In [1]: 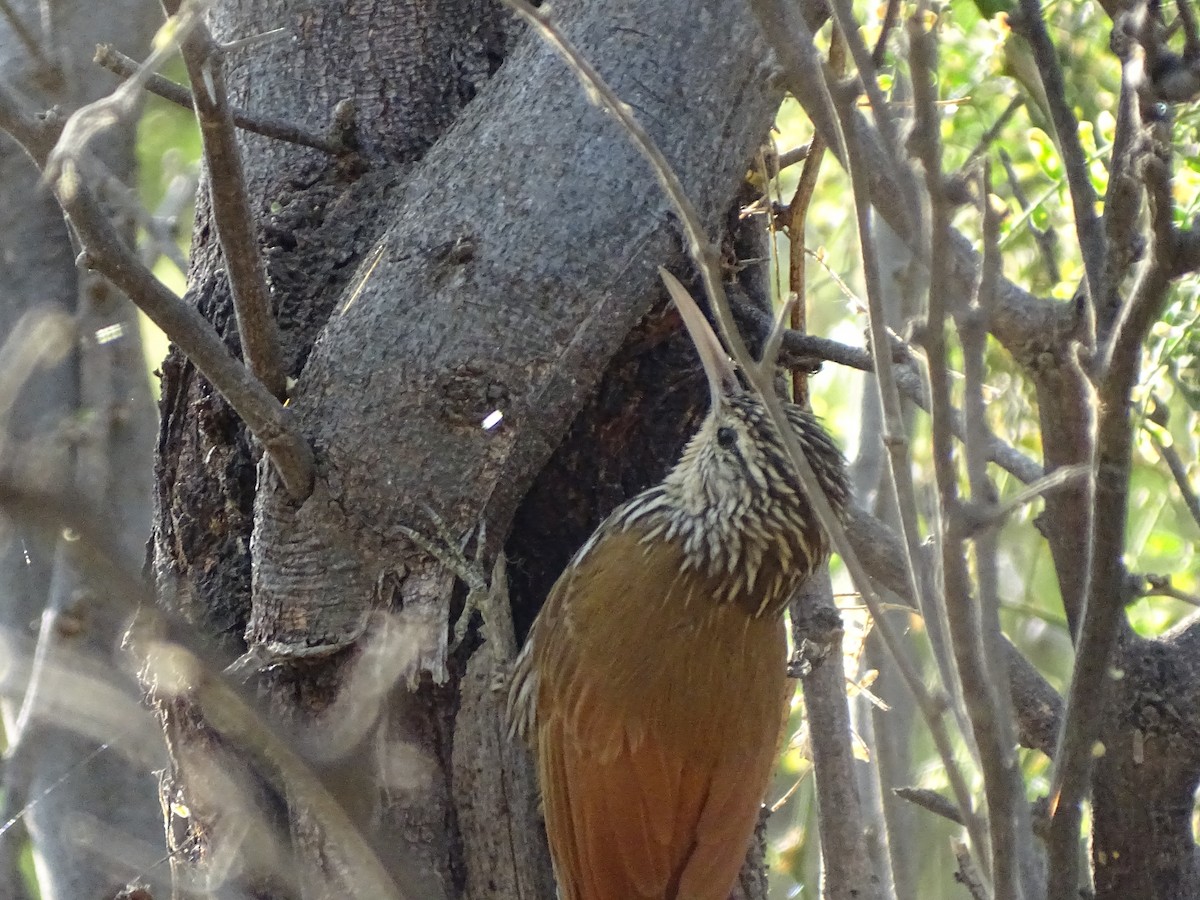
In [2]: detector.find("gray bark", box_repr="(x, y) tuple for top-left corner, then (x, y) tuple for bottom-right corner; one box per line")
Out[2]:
(0, 1), (164, 898)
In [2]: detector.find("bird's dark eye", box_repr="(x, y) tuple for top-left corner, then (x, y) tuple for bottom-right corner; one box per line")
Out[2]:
(717, 426), (737, 449)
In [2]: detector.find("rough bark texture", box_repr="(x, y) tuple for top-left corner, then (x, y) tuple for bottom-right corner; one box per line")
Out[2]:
(0, 2), (164, 898)
(153, 0), (782, 897)
(154, 0), (514, 644)
(1089, 630), (1200, 899)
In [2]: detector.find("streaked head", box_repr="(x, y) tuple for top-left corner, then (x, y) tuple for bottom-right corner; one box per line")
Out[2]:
(655, 270), (850, 582)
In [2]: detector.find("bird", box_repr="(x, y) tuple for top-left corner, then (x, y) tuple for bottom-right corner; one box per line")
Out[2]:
(505, 271), (850, 900)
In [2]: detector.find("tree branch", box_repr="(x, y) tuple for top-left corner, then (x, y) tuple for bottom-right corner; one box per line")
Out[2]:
(159, 0), (287, 400)
(998, 148), (1061, 284)
(0, 81), (314, 497)
(965, 166), (1044, 898)
(793, 572), (882, 898)
(1098, 44), (1146, 340)
(911, 17), (1038, 893)
(1013, 0), (1107, 310)
(961, 97), (1026, 173)
(1145, 419), (1200, 531)
(94, 43), (349, 156)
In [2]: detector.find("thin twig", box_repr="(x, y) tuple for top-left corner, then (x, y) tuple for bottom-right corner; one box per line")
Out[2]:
(786, 28), (843, 405)
(1013, 0), (1107, 307)
(826, 0), (908, 179)
(95, 165), (190, 273)
(894, 786), (965, 826)
(961, 96), (1025, 172)
(998, 149), (1061, 284)
(0, 81), (314, 497)
(1140, 574), (1200, 607)
(777, 142), (812, 171)
(1145, 421), (1200, 530)
(961, 164), (1042, 899)
(94, 43), (347, 156)
(160, 0), (288, 400)
(968, 465), (1091, 529)
(872, 0), (902, 67)
(911, 15), (1014, 893)
(1098, 48), (1145, 340)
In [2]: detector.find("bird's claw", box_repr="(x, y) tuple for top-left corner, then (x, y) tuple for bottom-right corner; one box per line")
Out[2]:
(395, 505), (514, 659)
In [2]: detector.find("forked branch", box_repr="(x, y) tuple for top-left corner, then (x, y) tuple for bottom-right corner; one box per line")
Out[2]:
(0, 68), (313, 497)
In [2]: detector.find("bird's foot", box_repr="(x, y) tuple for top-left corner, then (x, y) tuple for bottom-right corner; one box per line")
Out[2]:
(395, 505), (516, 664)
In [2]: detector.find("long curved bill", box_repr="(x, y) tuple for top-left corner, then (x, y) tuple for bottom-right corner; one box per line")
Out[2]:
(658, 268), (739, 405)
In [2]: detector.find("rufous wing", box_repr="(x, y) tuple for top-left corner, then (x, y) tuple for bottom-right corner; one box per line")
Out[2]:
(530, 527), (790, 900)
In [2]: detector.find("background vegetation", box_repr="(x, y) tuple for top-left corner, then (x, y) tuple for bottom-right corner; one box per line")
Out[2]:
(0, 0), (1197, 897)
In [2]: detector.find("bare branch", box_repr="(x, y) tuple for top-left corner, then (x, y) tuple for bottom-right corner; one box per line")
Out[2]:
(998, 148), (1061, 284)
(966, 465), (1091, 530)
(792, 573), (881, 896)
(1046, 85), (1177, 900)
(1145, 417), (1200, 531)
(1099, 38), (1146, 340)
(825, 0), (907, 174)
(963, 164), (1044, 898)
(784, 28), (844, 406)
(911, 14), (1036, 891)
(776, 142), (812, 171)
(1140, 574), (1200, 607)
(872, 0), (902, 67)
(94, 43), (348, 156)
(159, 0), (287, 400)
(895, 786), (965, 826)
(94, 163), (191, 272)
(1012, 0), (1107, 308)
(961, 97), (1025, 172)
(0, 82), (314, 497)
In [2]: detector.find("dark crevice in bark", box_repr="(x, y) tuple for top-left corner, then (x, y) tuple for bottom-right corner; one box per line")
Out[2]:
(504, 302), (710, 642)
